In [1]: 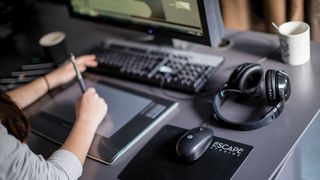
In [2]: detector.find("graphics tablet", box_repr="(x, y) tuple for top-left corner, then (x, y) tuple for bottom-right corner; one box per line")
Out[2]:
(30, 79), (178, 165)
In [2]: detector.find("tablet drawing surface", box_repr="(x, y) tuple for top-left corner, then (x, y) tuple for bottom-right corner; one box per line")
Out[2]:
(41, 80), (152, 138)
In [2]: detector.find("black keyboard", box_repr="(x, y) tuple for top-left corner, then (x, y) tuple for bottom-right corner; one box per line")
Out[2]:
(91, 39), (224, 93)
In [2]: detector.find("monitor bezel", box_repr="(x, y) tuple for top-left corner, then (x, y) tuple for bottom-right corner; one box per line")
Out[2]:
(67, 0), (221, 47)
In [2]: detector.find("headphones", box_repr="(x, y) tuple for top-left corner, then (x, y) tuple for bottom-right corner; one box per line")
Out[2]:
(212, 63), (291, 130)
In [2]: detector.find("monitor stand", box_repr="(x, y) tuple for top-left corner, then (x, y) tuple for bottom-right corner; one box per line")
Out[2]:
(128, 34), (232, 51)
(128, 34), (195, 50)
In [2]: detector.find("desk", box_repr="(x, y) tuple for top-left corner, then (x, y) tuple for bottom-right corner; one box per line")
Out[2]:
(5, 2), (320, 180)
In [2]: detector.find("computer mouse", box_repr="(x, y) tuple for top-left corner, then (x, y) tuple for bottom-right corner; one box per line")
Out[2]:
(176, 126), (214, 161)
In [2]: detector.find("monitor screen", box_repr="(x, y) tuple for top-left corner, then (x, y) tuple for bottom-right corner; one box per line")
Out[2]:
(68, 0), (224, 47)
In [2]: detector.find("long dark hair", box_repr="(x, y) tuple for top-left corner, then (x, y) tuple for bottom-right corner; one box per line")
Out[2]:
(0, 89), (30, 142)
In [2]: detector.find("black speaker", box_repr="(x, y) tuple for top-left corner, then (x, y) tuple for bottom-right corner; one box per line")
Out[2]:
(212, 63), (291, 130)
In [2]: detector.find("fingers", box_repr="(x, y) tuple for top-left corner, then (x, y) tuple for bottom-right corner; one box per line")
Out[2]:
(77, 54), (98, 68)
(85, 88), (106, 105)
(64, 54), (98, 74)
(85, 87), (96, 94)
(83, 88), (103, 106)
(84, 88), (101, 101)
(77, 54), (96, 61)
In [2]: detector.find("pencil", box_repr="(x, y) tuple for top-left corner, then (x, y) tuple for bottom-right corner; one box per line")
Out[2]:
(70, 53), (86, 93)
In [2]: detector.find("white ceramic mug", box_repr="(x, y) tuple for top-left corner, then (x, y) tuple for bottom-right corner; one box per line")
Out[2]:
(278, 21), (310, 66)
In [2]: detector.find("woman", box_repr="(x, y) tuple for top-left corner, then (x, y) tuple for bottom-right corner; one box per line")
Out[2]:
(0, 55), (107, 180)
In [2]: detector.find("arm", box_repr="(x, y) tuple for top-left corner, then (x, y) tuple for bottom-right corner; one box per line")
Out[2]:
(6, 55), (97, 109)
(0, 60), (107, 179)
(6, 76), (48, 109)
(62, 87), (108, 165)
(0, 123), (82, 180)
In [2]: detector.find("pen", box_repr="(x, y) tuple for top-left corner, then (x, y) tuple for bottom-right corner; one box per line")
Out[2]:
(70, 53), (86, 93)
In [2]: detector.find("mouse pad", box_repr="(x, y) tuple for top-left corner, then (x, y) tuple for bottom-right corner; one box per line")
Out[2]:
(118, 125), (253, 180)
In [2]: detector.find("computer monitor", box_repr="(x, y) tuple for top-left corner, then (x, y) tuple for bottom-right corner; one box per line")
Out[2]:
(68, 0), (224, 47)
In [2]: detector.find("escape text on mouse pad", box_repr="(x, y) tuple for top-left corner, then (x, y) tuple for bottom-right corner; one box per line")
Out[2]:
(118, 125), (253, 180)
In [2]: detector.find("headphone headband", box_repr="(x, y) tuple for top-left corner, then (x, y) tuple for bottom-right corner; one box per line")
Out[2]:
(212, 89), (285, 130)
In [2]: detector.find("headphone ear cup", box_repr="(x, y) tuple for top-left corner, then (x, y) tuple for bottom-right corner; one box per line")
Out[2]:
(228, 63), (264, 95)
(265, 70), (279, 104)
(228, 63), (251, 88)
(279, 71), (291, 101)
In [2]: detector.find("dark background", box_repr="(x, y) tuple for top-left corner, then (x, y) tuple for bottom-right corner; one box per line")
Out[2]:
(0, 0), (69, 77)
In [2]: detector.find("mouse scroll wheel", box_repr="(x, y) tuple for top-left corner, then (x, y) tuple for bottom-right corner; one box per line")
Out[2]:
(187, 135), (193, 139)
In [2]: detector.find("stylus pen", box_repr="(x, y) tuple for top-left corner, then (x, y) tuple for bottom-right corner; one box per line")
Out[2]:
(70, 53), (86, 93)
